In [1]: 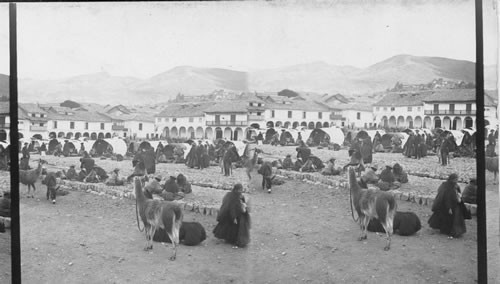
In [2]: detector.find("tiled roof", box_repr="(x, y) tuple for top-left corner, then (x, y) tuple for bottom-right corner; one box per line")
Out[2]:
(373, 91), (433, 107)
(19, 103), (48, 114)
(157, 103), (212, 117)
(332, 103), (373, 112)
(265, 98), (330, 112)
(423, 89), (496, 105)
(203, 100), (249, 113)
(105, 112), (155, 122)
(46, 110), (113, 122)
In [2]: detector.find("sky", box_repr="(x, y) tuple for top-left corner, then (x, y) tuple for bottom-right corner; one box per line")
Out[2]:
(0, 0), (498, 80)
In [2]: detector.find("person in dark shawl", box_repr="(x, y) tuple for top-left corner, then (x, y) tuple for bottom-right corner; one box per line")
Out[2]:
(296, 145), (311, 162)
(213, 183), (251, 248)
(39, 142), (47, 155)
(161, 176), (184, 201)
(80, 153), (95, 173)
(222, 145), (239, 176)
(403, 133), (414, 158)
(419, 134), (428, 158)
(155, 142), (164, 160)
(360, 137), (373, 164)
(461, 178), (477, 204)
(377, 165), (399, 191)
(428, 173), (467, 238)
(296, 132), (303, 146)
(440, 135), (453, 166)
(78, 143), (86, 156)
(186, 141), (198, 168)
(282, 154), (294, 170)
(488, 129), (496, 146)
(258, 161), (273, 193)
(77, 168), (88, 182)
(413, 133), (422, 159)
(0, 191), (11, 217)
(293, 158), (304, 171)
(176, 173), (192, 194)
(392, 163), (408, 184)
(63, 165), (78, 181)
(373, 131), (382, 151)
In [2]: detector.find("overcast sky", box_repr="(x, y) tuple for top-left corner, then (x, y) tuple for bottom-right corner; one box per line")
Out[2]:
(0, 1), (498, 80)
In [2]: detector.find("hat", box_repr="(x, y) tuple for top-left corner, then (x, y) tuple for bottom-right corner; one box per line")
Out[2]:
(113, 168), (120, 173)
(329, 158), (336, 162)
(286, 154), (291, 157)
(154, 175), (162, 181)
(70, 165), (75, 168)
(370, 165), (378, 171)
(447, 173), (459, 181)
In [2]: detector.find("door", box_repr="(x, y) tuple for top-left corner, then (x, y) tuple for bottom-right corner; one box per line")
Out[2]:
(433, 104), (439, 114)
(215, 115), (221, 124)
(230, 114), (236, 124)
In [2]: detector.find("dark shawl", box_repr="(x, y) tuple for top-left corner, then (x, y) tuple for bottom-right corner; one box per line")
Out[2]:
(213, 191), (251, 247)
(428, 181), (466, 237)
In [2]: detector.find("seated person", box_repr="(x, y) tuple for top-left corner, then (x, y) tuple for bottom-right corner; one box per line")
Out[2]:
(144, 175), (164, 199)
(461, 178), (477, 204)
(293, 158), (304, 171)
(361, 165), (379, 184)
(161, 176), (185, 201)
(176, 173), (192, 194)
(282, 154), (294, 170)
(63, 165), (78, 181)
(322, 158), (341, 176)
(377, 165), (400, 191)
(77, 168), (88, 182)
(0, 191), (11, 217)
(300, 158), (317, 172)
(106, 168), (125, 186)
(392, 163), (409, 183)
(84, 169), (100, 183)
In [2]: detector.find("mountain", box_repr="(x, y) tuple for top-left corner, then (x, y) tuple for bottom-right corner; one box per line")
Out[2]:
(16, 55), (497, 104)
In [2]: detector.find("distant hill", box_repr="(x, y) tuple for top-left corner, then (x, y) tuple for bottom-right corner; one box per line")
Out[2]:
(16, 54), (497, 105)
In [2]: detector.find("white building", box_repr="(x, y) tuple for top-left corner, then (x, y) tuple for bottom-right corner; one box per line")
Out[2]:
(18, 103), (49, 140)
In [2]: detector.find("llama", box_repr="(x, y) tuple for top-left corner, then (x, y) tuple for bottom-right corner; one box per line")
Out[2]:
(19, 159), (45, 198)
(244, 148), (262, 180)
(348, 167), (397, 250)
(486, 156), (498, 184)
(134, 177), (183, 260)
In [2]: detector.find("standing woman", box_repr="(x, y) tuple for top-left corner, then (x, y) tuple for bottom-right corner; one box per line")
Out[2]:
(213, 184), (251, 248)
(428, 173), (467, 239)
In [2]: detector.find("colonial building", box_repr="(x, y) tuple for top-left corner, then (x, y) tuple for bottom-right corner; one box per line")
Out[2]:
(334, 103), (374, 129)
(155, 103), (209, 140)
(0, 102), (10, 141)
(258, 94), (331, 129)
(372, 91), (428, 129)
(204, 100), (250, 140)
(18, 103), (49, 139)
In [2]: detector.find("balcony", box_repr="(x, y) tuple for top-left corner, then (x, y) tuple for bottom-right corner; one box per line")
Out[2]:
(30, 125), (47, 131)
(206, 120), (248, 126)
(248, 115), (265, 121)
(424, 110), (476, 115)
(0, 123), (9, 130)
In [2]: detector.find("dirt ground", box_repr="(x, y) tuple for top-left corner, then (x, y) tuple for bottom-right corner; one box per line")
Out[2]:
(2, 145), (499, 283)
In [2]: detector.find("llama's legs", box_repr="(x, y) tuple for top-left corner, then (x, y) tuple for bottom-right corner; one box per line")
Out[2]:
(358, 216), (368, 241)
(381, 221), (393, 251)
(144, 225), (153, 251)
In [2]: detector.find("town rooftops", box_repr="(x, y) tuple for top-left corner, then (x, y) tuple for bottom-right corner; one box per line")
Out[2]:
(203, 100), (249, 113)
(46, 110), (113, 122)
(422, 89), (496, 105)
(19, 103), (48, 115)
(157, 103), (212, 117)
(332, 103), (373, 112)
(264, 96), (330, 112)
(373, 91), (433, 107)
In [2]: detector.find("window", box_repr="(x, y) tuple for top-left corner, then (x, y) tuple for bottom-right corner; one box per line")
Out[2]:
(85, 122), (88, 130)
(318, 112), (322, 119)
(100, 123), (104, 130)
(31, 113), (35, 117)
(357, 112), (361, 120)
(272, 110), (275, 118)
(390, 107), (395, 111)
(258, 103), (262, 107)
(41, 114), (45, 118)
(383, 107), (387, 111)
(189, 117), (194, 122)
(257, 112), (261, 116)
(249, 102), (253, 106)
(303, 112), (306, 119)
(173, 118), (177, 122)
(39, 123), (43, 127)
(408, 107), (412, 112)
(70, 122), (75, 129)
(288, 111), (292, 118)
(449, 104), (455, 113)
(53, 121), (57, 128)
(139, 123), (143, 130)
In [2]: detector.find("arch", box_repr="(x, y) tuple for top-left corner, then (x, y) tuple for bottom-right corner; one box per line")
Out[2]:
(171, 127), (178, 138)
(187, 126), (195, 139)
(83, 132), (89, 138)
(250, 123), (260, 129)
(179, 127), (187, 138)
(406, 116), (413, 128)
(90, 133), (97, 140)
(275, 121), (283, 128)
(464, 117), (474, 128)
(18, 132), (24, 139)
(452, 117), (462, 130)
(323, 122), (329, 127)
(57, 132), (65, 138)
(424, 116), (432, 129)
(301, 121), (307, 128)
(442, 116), (451, 129)
(205, 127), (214, 140)
(414, 116), (422, 128)
(74, 132), (81, 140)
(308, 122), (315, 129)
(105, 132), (112, 138)
(163, 127), (170, 138)
(315, 122), (322, 129)
(485, 120), (490, 126)
(196, 127), (204, 138)
(223, 127), (232, 140)
(284, 121), (291, 128)
(381, 116), (389, 128)
(0, 130), (7, 141)
(433, 117), (442, 129)
(397, 116), (405, 128)
(388, 116), (397, 128)
(292, 121), (299, 129)
(98, 133), (104, 139)
(234, 127), (244, 141)
(215, 127), (223, 139)
(49, 132), (57, 139)
(65, 132), (73, 139)
(267, 121), (274, 128)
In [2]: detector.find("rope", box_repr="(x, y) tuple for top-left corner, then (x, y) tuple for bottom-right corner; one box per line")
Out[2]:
(135, 196), (144, 232)
(348, 168), (359, 222)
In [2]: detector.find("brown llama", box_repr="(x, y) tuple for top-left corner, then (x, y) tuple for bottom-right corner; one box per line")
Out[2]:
(134, 177), (183, 260)
(348, 167), (397, 250)
(244, 148), (262, 180)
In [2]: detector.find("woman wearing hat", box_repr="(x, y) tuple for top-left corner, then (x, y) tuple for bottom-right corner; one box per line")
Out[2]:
(213, 183), (251, 248)
(106, 168), (125, 186)
(428, 173), (467, 238)
(282, 154), (294, 170)
(63, 165), (78, 181)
